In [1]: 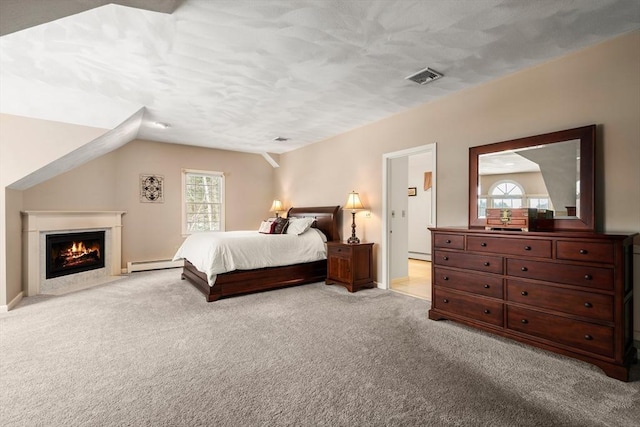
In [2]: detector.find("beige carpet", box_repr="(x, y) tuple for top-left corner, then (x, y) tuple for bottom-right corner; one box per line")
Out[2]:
(1, 269), (639, 426)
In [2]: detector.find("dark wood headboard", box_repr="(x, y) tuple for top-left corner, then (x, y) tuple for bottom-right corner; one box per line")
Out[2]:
(287, 206), (341, 242)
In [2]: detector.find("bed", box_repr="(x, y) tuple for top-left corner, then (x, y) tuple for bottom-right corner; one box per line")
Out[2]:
(176, 206), (341, 301)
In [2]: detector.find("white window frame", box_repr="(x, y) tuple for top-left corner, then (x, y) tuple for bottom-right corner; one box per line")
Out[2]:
(181, 169), (225, 235)
(487, 180), (524, 209)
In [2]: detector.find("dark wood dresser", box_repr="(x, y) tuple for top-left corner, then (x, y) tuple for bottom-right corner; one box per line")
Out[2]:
(428, 227), (637, 381)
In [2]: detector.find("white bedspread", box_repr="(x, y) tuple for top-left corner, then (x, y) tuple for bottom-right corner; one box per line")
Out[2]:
(172, 228), (327, 286)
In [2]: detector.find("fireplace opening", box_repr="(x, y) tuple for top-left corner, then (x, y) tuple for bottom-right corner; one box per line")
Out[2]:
(46, 231), (105, 279)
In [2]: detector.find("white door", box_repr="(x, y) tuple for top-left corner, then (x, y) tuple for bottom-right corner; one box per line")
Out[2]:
(382, 144), (436, 289)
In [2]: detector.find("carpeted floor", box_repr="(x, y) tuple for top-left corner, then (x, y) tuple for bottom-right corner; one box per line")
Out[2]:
(1, 269), (639, 426)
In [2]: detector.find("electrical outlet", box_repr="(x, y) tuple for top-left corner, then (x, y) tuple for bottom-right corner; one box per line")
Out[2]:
(364, 210), (372, 218)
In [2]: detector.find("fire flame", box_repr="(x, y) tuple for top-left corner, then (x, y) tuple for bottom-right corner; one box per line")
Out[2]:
(65, 241), (100, 259)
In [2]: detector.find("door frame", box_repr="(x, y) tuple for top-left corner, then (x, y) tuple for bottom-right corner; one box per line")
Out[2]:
(381, 143), (437, 290)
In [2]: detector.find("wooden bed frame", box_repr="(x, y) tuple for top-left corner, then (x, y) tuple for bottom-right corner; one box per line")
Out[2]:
(181, 206), (341, 301)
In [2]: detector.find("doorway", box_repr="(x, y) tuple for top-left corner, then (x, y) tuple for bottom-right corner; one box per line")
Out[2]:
(382, 144), (436, 300)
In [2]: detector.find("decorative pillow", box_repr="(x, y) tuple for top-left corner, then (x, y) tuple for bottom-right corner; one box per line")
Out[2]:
(286, 217), (315, 235)
(258, 220), (276, 234)
(272, 217), (289, 234)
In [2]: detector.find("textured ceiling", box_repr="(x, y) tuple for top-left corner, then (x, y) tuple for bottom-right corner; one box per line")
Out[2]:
(1, 0), (639, 155)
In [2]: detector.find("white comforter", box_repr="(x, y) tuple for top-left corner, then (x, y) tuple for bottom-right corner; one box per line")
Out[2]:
(172, 228), (327, 286)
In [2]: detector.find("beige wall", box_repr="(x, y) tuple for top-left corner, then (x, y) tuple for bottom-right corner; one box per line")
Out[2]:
(22, 139), (275, 266)
(1, 114), (108, 307)
(276, 31), (640, 334)
(3, 188), (23, 307)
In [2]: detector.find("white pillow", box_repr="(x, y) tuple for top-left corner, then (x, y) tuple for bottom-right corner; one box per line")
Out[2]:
(286, 217), (315, 235)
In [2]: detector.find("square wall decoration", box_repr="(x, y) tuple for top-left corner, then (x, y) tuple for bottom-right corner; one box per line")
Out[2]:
(140, 174), (164, 203)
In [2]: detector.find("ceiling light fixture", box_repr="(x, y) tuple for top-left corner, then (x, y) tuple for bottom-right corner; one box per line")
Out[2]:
(153, 121), (171, 129)
(405, 67), (443, 85)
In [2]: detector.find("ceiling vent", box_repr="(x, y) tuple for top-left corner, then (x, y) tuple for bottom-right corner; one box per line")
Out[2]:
(405, 67), (443, 85)
(272, 136), (290, 142)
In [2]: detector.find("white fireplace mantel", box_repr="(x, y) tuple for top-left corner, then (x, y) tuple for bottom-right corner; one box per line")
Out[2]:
(21, 211), (126, 296)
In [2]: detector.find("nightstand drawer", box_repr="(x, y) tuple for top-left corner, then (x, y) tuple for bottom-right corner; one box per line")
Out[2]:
(434, 288), (503, 327)
(506, 280), (613, 322)
(467, 236), (551, 258)
(507, 306), (614, 357)
(434, 267), (503, 298)
(434, 250), (503, 274)
(328, 244), (352, 257)
(506, 258), (613, 290)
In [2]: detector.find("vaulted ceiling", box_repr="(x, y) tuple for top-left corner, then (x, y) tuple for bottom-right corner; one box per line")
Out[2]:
(1, 0), (639, 155)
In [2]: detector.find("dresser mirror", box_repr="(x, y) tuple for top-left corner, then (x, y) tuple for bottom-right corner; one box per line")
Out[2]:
(469, 125), (595, 231)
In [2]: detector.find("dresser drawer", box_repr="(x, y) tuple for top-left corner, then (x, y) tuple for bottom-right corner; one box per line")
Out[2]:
(557, 241), (615, 264)
(433, 233), (465, 250)
(434, 288), (503, 326)
(507, 280), (613, 322)
(468, 236), (551, 258)
(434, 267), (503, 298)
(506, 259), (613, 290)
(434, 250), (503, 274)
(507, 306), (614, 357)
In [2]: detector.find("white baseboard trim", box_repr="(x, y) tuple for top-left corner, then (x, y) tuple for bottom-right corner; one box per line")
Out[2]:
(126, 259), (184, 274)
(0, 291), (24, 312)
(408, 252), (431, 261)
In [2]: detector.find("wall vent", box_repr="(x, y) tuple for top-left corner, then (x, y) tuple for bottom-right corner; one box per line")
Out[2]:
(126, 259), (184, 274)
(405, 67), (443, 85)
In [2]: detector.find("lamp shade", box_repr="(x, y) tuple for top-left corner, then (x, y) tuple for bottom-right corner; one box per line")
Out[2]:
(344, 191), (364, 211)
(270, 199), (284, 212)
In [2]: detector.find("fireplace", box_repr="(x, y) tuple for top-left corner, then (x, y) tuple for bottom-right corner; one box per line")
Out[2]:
(46, 231), (106, 279)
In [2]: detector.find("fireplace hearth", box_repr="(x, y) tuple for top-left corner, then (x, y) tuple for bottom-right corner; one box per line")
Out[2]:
(46, 231), (105, 279)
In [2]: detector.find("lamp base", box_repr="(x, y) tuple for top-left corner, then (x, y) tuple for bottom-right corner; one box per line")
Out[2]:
(347, 236), (360, 244)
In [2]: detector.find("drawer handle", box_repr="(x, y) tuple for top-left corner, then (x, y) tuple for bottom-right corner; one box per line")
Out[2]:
(524, 246), (531, 251)
(584, 274), (592, 280)
(579, 249), (588, 255)
(483, 284), (490, 289)
(480, 242), (487, 247)
(483, 309), (490, 314)
(584, 334), (593, 341)
(443, 299), (449, 303)
(483, 262), (490, 266)
(337, 249), (342, 252)
(445, 239), (451, 244)
(443, 256), (449, 261)
(521, 291), (528, 296)
(521, 319), (528, 324)
(584, 302), (593, 308)
(521, 267), (528, 272)
(443, 276), (449, 281)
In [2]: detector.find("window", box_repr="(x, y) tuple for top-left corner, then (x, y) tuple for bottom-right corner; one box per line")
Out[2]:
(489, 181), (523, 209)
(182, 169), (225, 233)
(528, 197), (550, 210)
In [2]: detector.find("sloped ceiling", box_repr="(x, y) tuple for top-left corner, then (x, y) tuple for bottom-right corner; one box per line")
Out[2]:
(1, 0), (639, 154)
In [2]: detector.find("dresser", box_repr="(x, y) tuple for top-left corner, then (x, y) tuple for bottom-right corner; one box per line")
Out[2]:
(428, 227), (637, 381)
(326, 242), (374, 292)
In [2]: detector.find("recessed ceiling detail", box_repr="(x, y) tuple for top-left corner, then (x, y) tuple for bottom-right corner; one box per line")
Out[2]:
(0, 1), (638, 154)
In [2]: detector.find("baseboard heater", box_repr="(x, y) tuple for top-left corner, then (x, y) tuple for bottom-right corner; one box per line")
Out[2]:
(126, 259), (184, 274)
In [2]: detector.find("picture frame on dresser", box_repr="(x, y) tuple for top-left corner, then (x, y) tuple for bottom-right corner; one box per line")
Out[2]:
(429, 125), (637, 381)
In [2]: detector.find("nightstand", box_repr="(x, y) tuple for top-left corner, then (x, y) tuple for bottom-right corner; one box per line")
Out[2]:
(325, 241), (374, 292)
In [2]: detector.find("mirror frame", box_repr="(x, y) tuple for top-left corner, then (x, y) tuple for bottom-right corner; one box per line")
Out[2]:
(469, 125), (596, 231)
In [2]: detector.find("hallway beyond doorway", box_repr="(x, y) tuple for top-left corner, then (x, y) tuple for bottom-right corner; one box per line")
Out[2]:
(390, 259), (431, 300)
